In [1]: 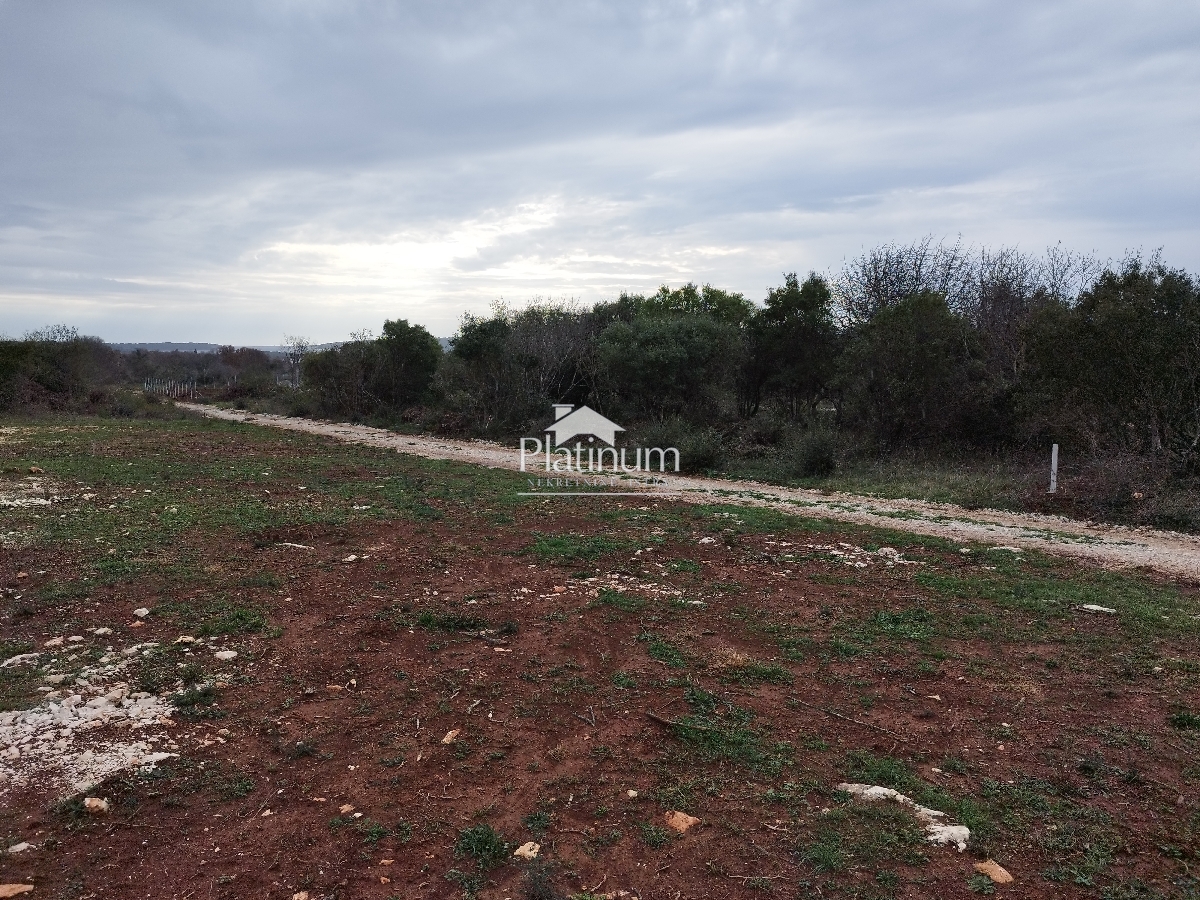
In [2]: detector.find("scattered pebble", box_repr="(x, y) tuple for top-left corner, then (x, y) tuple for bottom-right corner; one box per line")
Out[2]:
(441, 729), (460, 744)
(83, 797), (109, 814)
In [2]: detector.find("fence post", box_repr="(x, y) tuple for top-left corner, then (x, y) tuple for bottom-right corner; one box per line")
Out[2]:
(1048, 443), (1059, 494)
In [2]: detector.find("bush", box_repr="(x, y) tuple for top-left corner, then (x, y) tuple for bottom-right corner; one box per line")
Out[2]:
(788, 429), (837, 477)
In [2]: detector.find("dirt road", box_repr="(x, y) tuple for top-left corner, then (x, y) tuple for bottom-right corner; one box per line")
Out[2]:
(181, 403), (1200, 581)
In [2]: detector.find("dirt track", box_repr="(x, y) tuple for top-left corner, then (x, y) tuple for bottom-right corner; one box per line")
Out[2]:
(181, 404), (1200, 581)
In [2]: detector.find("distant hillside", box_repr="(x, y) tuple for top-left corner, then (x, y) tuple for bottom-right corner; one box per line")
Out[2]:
(108, 342), (338, 356)
(110, 339), (452, 354)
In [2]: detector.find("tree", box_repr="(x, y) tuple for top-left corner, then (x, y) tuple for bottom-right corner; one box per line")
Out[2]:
(748, 273), (837, 419)
(371, 319), (442, 409)
(595, 314), (742, 422)
(1024, 259), (1200, 470)
(283, 335), (311, 388)
(840, 291), (984, 447)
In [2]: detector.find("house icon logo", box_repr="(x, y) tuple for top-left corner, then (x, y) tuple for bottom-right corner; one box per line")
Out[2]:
(519, 403), (680, 476)
(545, 404), (624, 447)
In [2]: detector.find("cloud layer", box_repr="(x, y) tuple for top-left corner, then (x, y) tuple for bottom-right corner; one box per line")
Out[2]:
(2, 0), (1198, 341)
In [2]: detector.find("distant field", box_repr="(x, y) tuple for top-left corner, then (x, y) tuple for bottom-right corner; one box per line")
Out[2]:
(2, 415), (1199, 899)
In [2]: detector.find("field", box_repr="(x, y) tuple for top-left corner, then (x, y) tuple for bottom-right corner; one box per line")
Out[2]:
(1, 415), (1199, 900)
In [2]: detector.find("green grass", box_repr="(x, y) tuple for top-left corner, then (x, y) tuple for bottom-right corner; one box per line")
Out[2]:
(637, 632), (686, 667)
(916, 567), (1198, 640)
(417, 611), (488, 632)
(530, 532), (625, 562)
(593, 587), (646, 613)
(453, 823), (510, 871)
(664, 685), (792, 775)
(719, 658), (793, 686)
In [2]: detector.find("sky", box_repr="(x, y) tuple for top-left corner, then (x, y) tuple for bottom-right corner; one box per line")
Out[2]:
(1, 1), (1198, 344)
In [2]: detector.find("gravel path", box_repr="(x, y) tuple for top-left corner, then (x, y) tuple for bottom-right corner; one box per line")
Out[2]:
(181, 404), (1200, 581)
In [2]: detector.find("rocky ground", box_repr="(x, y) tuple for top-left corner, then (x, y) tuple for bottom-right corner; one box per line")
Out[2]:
(1, 415), (1198, 900)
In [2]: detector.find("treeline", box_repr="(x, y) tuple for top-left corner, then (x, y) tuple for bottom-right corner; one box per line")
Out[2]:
(304, 242), (1199, 477)
(6, 240), (1198, 482)
(0, 329), (292, 414)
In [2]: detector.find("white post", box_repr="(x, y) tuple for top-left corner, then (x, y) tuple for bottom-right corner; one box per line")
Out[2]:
(1049, 443), (1059, 494)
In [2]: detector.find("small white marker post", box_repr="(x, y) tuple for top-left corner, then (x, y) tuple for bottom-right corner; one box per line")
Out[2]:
(1048, 443), (1059, 494)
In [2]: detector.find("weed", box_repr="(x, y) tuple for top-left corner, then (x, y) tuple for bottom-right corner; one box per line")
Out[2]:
(170, 684), (223, 720)
(611, 671), (636, 689)
(1168, 711), (1200, 730)
(523, 810), (552, 836)
(285, 740), (318, 759)
(445, 868), (485, 899)
(967, 873), (996, 894)
(454, 823), (510, 871)
(637, 631), (686, 668)
(418, 611), (488, 632)
(668, 559), (701, 573)
(637, 822), (672, 848)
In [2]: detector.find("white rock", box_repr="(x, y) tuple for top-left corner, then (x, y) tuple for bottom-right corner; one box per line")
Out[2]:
(212, 650), (237, 661)
(836, 783), (969, 851)
(6, 843), (32, 854)
(94, 628), (112, 636)
(513, 841), (540, 860)
(133, 608), (150, 618)
(0, 654), (39, 669)
(1075, 604), (1117, 614)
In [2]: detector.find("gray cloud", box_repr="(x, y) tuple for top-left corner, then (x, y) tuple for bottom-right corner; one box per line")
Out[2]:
(1, 0), (1198, 341)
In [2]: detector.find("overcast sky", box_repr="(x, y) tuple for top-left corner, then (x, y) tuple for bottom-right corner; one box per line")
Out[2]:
(1, 1), (1197, 343)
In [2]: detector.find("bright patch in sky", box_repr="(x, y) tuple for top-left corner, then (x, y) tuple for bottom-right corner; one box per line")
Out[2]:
(1, 1), (1197, 342)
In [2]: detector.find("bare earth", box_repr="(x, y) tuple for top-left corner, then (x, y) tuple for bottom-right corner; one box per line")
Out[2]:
(180, 404), (1200, 582)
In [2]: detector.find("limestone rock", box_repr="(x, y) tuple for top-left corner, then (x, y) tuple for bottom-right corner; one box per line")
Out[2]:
(973, 860), (1013, 884)
(513, 841), (540, 860)
(664, 811), (700, 833)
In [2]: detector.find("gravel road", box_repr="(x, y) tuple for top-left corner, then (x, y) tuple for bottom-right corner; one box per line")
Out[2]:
(181, 404), (1200, 581)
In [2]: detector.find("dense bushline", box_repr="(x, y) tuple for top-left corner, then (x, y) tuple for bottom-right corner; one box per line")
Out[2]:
(4, 241), (1198, 525)
(419, 245), (1200, 474)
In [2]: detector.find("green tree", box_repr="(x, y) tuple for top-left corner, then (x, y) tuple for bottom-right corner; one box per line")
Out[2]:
(747, 273), (837, 418)
(1023, 260), (1200, 470)
(595, 314), (742, 422)
(840, 291), (984, 447)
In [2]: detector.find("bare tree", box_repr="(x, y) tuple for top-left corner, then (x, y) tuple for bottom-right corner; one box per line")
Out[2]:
(283, 335), (311, 388)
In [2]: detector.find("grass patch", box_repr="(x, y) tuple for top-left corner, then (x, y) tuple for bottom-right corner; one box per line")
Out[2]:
(453, 823), (510, 871)
(594, 587), (646, 613)
(530, 532), (624, 562)
(417, 611), (488, 632)
(637, 632), (687, 668)
(664, 685), (791, 775)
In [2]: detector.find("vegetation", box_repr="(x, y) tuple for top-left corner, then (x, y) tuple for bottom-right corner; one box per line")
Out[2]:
(5, 241), (1199, 529)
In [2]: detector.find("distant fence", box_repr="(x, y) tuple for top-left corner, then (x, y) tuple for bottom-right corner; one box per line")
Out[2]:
(143, 378), (197, 400)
